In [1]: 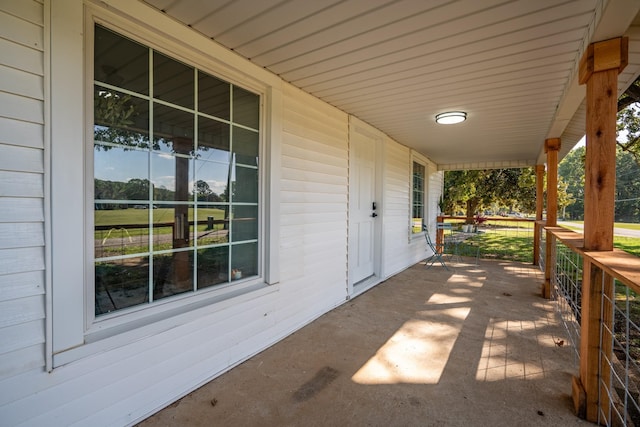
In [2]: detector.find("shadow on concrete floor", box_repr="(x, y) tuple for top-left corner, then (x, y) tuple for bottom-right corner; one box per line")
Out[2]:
(139, 258), (589, 427)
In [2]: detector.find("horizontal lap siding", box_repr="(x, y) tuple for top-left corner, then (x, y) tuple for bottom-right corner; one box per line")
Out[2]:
(2, 291), (281, 426)
(382, 140), (413, 275)
(428, 167), (443, 228)
(0, 1), (46, 382)
(280, 85), (348, 313)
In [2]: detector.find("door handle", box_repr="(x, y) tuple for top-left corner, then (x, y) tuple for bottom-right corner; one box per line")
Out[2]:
(371, 212), (378, 218)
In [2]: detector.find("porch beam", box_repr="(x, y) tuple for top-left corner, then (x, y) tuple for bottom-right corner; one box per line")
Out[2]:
(533, 165), (545, 265)
(574, 36), (628, 422)
(542, 139), (560, 298)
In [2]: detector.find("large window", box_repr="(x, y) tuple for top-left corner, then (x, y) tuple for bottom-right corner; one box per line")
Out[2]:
(411, 161), (425, 233)
(93, 25), (261, 316)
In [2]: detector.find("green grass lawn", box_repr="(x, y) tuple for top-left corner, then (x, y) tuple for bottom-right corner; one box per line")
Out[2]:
(561, 220), (640, 231)
(614, 236), (640, 257)
(95, 207), (226, 226)
(94, 208), (227, 239)
(444, 226), (640, 263)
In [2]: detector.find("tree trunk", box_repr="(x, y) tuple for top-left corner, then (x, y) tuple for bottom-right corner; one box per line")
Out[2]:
(465, 199), (477, 224)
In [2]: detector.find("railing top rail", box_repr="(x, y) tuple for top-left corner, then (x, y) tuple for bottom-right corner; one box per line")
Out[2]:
(438, 216), (535, 223)
(546, 226), (640, 294)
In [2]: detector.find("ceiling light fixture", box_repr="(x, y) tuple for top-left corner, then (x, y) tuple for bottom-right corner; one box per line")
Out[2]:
(435, 111), (467, 125)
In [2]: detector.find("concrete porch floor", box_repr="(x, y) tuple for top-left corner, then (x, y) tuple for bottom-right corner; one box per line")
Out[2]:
(139, 258), (588, 426)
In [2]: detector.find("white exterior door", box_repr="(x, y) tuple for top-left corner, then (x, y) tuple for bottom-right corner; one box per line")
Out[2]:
(349, 125), (379, 285)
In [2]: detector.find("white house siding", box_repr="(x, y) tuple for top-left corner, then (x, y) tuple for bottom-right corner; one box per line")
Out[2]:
(428, 166), (444, 227)
(0, 1), (442, 425)
(380, 143), (441, 276)
(279, 84), (350, 322)
(381, 138), (413, 276)
(0, 0), (47, 382)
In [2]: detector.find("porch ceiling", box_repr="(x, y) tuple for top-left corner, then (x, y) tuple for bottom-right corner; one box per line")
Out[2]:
(142, 0), (640, 170)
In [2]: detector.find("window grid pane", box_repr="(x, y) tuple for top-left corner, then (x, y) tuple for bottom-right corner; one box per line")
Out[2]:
(93, 24), (260, 316)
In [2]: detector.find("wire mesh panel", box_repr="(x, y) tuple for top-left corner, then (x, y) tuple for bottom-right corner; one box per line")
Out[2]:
(599, 277), (640, 426)
(441, 218), (534, 263)
(538, 225), (546, 274)
(552, 239), (582, 365)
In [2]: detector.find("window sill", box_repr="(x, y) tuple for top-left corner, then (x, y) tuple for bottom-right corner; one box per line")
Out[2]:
(53, 281), (278, 368)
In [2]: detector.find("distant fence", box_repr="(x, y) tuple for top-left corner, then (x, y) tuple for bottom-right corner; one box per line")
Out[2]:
(438, 216), (535, 263)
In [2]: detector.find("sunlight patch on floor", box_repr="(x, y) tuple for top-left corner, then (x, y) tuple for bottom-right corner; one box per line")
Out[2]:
(352, 307), (470, 385)
(446, 275), (484, 287)
(476, 317), (547, 382)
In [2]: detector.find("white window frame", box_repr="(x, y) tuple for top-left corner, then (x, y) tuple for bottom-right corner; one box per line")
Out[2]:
(49, 0), (281, 368)
(410, 154), (428, 238)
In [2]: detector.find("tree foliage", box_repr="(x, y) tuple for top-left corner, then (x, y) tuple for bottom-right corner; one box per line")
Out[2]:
(558, 146), (585, 220)
(443, 167), (574, 222)
(558, 146), (640, 222)
(617, 105), (640, 167)
(617, 76), (640, 167)
(443, 168), (539, 222)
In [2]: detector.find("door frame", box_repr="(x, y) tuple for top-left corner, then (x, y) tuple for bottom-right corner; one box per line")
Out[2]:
(347, 116), (384, 297)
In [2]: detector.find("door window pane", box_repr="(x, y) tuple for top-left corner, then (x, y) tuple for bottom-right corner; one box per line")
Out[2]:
(199, 72), (230, 120)
(94, 86), (150, 149)
(233, 166), (258, 203)
(95, 256), (149, 315)
(94, 145), (149, 200)
(232, 242), (258, 279)
(154, 51), (194, 109)
(95, 203), (151, 258)
(152, 205), (195, 251)
(153, 251), (193, 300)
(198, 117), (230, 163)
(197, 246), (229, 289)
(231, 205), (258, 242)
(151, 152), (194, 201)
(94, 26), (148, 95)
(233, 86), (259, 129)
(153, 103), (194, 154)
(233, 126), (258, 166)
(196, 205), (229, 246)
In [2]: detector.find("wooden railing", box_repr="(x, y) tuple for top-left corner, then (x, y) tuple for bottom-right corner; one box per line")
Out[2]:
(546, 226), (640, 425)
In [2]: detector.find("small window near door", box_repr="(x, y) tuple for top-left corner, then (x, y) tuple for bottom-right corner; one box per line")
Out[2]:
(411, 161), (425, 233)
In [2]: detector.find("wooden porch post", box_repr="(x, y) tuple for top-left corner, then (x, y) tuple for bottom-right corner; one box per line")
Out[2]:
(542, 139), (560, 298)
(573, 36), (628, 422)
(533, 165), (545, 265)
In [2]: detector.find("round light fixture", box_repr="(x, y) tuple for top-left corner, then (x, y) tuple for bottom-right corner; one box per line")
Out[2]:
(435, 111), (467, 125)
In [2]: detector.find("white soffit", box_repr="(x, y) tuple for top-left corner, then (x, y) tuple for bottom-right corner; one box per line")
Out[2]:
(142, 0), (640, 168)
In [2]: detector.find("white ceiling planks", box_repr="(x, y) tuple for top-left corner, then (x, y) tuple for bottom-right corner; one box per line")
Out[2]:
(143, 0), (640, 168)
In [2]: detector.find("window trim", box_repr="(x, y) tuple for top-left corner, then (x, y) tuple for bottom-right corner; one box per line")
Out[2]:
(50, 1), (282, 367)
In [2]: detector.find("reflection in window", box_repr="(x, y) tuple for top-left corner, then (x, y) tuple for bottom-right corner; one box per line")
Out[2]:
(93, 24), (260, 316)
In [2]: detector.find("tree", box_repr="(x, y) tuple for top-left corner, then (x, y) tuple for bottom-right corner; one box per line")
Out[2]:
(617, 76), (640, 167)
(558, 146), (585, 220)
(617, 105), (640, 167)
(614, 149), (640, 222)
(125, 178), (150, 200)
(443, 168), (538, 223)
(559, 145), (640, 222)
(194, 179), (213, 201)
(193, 179), (223, 202)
